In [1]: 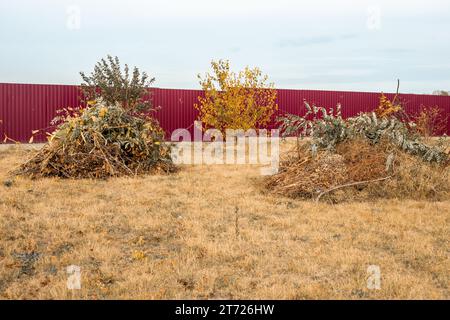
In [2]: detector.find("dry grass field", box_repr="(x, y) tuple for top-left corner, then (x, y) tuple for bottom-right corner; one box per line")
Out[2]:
(0, 143), (449, 299)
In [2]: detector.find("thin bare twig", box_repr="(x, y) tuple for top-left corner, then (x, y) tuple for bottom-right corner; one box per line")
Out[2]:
(315, 176), (392, 203)
(392, 79), (400, 105)
(235, 206), (239, 239)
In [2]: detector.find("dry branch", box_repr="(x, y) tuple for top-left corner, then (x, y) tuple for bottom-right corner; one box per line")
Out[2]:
(315, 176), (392, 203)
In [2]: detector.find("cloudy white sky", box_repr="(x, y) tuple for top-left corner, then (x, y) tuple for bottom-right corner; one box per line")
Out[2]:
(1, 0), (450, 93)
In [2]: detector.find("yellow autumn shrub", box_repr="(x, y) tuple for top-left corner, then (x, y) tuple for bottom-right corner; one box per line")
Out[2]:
(195, 60), (278, 133)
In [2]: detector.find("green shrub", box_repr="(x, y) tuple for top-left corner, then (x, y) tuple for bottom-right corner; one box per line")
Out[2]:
(80, 55), (155, 112)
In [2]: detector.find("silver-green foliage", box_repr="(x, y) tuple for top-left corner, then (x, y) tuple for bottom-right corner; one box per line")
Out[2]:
(278, 101), (448, 163)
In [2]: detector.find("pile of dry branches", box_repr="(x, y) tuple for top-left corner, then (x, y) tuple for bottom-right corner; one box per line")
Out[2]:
(265, 138), (449, 202)
(14, 101), (175, 179)
(265, 143), (348, 198)
(267, 101), (450, 202)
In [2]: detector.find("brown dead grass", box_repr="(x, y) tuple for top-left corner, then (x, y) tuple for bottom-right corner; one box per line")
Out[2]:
(0, 144), (449, 299)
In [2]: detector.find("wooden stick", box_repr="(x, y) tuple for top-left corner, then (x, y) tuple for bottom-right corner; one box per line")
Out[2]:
(315, 176), (392, 203)
(392, 79), (400, 105)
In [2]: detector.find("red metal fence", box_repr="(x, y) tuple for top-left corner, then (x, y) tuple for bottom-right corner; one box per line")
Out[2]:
(1, 82), (449, 143)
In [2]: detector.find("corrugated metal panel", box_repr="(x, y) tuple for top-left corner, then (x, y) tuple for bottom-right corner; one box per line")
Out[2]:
(0, 83), (449, 143)
(152, 88), (203, 138)
(0, 83), (79, 142)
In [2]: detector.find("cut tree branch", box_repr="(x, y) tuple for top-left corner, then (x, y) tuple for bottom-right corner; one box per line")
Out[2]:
(315, 176), (392, 203)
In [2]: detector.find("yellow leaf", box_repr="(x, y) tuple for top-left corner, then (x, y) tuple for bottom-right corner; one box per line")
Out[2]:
(99, 107), (108, 118)
(132, 250), (146, 260)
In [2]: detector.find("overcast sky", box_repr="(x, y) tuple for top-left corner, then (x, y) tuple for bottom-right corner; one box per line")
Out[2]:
(1, 0), (450, 93)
